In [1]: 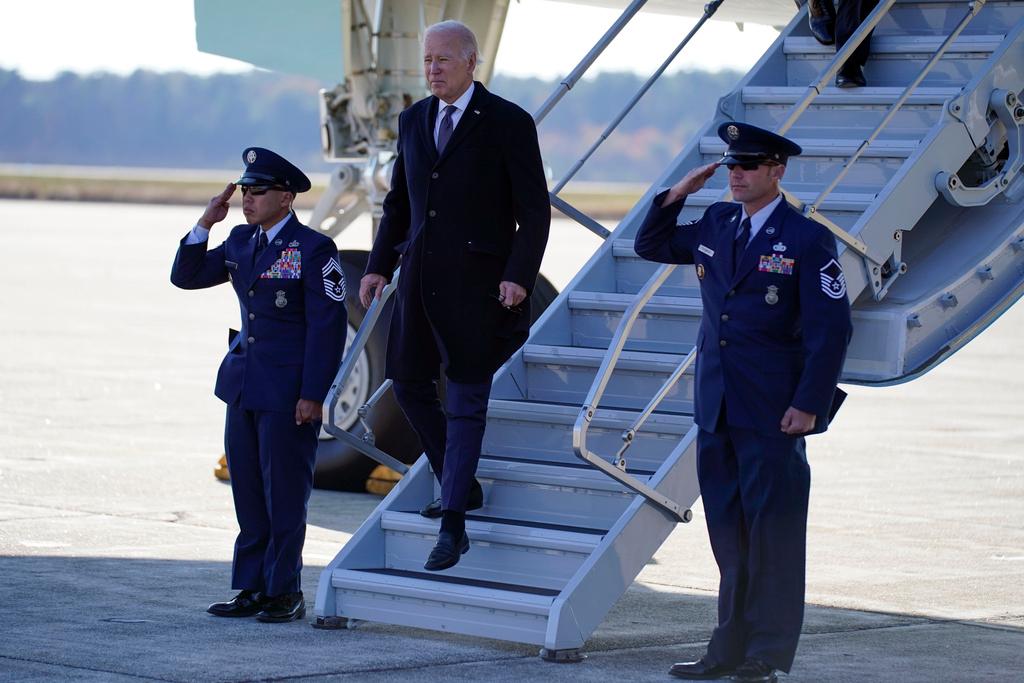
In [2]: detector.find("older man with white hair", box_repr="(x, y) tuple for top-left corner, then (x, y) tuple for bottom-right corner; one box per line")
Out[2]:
(360, 20), (550, 571)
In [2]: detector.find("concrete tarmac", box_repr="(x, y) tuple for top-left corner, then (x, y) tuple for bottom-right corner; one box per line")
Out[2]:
(0, 199), (1021, 681)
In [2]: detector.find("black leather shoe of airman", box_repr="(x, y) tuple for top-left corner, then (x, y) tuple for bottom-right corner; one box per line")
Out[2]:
(423, 531), (470, 571)
(419, 479), (483, 518)
(807, 0), (836, 45)
(256, 591), (305, 623)
(730, 658), (777, 683)
(669, 656), (736, 679)
(836, 64), (867, 88)
(207, 589), (267, 618)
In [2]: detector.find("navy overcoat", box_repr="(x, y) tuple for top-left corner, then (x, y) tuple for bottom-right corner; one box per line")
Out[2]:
(366, 82), (550, 383)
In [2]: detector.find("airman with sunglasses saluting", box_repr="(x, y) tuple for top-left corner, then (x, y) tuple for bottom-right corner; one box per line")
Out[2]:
(171, 147), (347, 625)
(634, 123), (853, 683)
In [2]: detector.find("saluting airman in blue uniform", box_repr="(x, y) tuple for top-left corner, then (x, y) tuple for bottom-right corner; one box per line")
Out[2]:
(635, 123), (853, 683)
(171, 148), (347, 623)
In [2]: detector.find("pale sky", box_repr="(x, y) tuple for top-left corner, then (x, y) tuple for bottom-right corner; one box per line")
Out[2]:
(0, 0), (779, 81)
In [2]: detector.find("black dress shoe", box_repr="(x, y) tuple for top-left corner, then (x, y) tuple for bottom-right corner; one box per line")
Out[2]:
(836, 64), (867, 89)
(419, 479), (484, 518)
(807, 0), (836, 45)
(730, 659), (777, 683)
(423, 531), (470, 571)
(206, 589), (266, 618)
(669, 656), (735, 679)
(256, 591), (305, 623)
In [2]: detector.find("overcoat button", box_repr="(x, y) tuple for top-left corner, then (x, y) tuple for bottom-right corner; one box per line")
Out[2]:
(431, 172), (439, 179)
(721, 314), (729, 321)
(727, 290), (736, 297)
(248, 290), (254, 297)
(247, 336), (255, 344)
(248, 313), (255, 320)
(428, 209), (437, 217)
(719, 340), (727, 347)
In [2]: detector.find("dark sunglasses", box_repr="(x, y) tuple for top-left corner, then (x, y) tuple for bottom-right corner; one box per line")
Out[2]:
(240, 185), (287, 196)
(724, 160), (779, 172)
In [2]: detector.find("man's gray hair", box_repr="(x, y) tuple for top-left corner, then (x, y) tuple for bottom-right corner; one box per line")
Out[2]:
(424, 20), (480, 63)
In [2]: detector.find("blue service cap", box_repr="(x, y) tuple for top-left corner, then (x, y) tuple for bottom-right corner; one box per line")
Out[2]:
(236, 147), (311, 193)
(717, 122), (802, 166)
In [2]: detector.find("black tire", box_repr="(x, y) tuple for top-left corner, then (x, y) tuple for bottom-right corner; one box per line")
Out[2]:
(312, 253), (560, 492)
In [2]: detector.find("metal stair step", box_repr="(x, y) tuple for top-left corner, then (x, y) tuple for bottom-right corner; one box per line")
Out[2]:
(484, 398), (691, 472)
(330, 567), (554, 643)
(741, 86), (956, 140)
(522, 343), (693, 413)
(612, 238), (701, 297)
(700, 136), (920, 158)
(700, 136), (913, 193)
(879, 1), (1022, 36)
(380, 510), (602, 590)
(568, 290), (701, 354)
(784, 34), (1005, 56)
(784, 34), (1005, 87)
(740, 85), (961, 106)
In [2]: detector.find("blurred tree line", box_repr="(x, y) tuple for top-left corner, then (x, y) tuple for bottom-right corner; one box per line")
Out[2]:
(0, 67), (741, 183)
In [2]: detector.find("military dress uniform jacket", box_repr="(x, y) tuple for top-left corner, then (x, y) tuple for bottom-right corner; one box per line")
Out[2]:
(365, 82), (550, 383)
(171, 215), (348, 411)
(635, 192), (853, 436)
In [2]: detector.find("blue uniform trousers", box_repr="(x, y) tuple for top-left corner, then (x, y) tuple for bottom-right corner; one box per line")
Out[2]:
(391, 378), (491, 512)
(698, 426), (810, 673)
(224, 405), (318, 596)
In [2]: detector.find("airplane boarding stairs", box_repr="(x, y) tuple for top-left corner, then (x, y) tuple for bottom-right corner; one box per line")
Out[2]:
(315, 0), (1024, 656)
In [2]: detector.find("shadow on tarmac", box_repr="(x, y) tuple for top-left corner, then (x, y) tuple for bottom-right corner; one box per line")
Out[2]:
(1, 555), (1021, 682)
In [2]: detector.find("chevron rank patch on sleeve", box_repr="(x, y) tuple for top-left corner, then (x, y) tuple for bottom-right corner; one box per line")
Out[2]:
(819, 259), (847, 299)
(322, 257), (347, 302)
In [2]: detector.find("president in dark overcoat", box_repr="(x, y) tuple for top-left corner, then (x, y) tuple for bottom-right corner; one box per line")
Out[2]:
(171, 148), (347, 623)
(360, 20), (549, 571)
(634, 123), (853, 683)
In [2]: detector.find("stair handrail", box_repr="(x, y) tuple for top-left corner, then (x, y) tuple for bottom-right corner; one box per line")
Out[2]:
(533, 0), (728, 240)
(322, 268), (410, 475)
(571, 263), (691, 523)
(807, 0), (988, 217)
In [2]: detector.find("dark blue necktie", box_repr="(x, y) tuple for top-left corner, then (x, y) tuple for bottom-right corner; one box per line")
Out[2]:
(733, 217), (752, 274)
(436, 104), (456, 153)
(254, 230), (268, 265)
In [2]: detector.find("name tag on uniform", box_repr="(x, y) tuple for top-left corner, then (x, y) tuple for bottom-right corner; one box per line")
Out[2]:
(225, 260), (238, 270)
(261, 248), (302, 279)
(698, 244), (715, 257)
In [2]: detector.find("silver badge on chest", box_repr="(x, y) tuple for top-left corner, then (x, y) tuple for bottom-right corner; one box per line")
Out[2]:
(765, 285), (779, 305)
(275, 290), (288, 308)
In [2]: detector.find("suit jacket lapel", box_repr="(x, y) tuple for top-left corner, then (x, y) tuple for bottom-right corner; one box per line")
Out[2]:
(434, 82), (487, 167)
(247, 215), (301, 288)
(421, 97), (440, 162)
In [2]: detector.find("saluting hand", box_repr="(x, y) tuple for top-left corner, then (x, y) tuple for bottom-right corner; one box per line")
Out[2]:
(663, 162), (720, 206)
(780, 406), (816, 435)
(359, 273), (389, 309)
(498, 281), (527, 308)
(295, 399), (323, 426)
(199, 183), (236, 229)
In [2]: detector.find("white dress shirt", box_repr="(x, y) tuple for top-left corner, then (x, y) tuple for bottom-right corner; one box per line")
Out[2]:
(432, 82), (475, 146)
(739, 193), (784, 246)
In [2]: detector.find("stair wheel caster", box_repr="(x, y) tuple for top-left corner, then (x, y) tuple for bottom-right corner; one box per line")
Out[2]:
(312, 616), (349, 630)
(539, 647), (586, 663)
